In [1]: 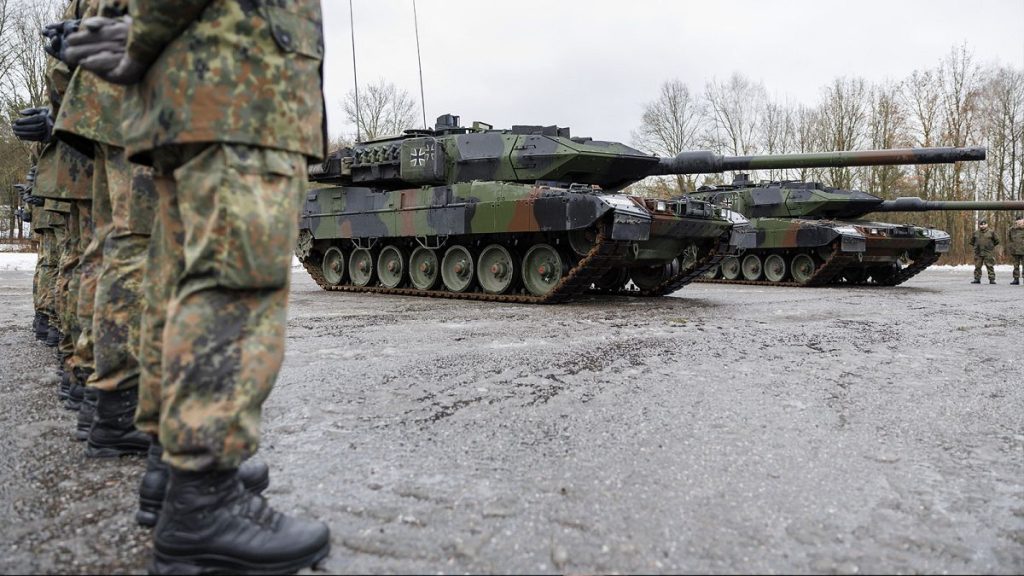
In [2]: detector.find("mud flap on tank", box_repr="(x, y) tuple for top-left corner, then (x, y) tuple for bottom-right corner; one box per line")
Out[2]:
(730, 223), (757, 251)
(610, 210), (652, 241)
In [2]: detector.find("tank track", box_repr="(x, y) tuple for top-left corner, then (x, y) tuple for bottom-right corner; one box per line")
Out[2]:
(694, 245), (859, 288)
(840, 250), (941, 287)
(299, 224), (632, 304)
(590, 231), (734, 297)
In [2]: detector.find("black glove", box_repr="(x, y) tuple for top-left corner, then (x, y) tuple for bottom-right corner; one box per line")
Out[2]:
(11, 107), (53, 142)
(26, 166), (37, 185)
(17, 207), (31, 223)
(27, 194), (45, 207)
(41, 19), (81, 63)
(65, 16), (130, 67)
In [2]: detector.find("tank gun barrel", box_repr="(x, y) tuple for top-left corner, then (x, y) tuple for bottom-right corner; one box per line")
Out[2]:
(874, 198), (1024, 213)
(653, 147), (987, 176)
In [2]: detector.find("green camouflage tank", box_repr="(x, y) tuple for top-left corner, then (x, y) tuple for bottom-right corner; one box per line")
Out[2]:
(297, 115), (754, 303)
(688, 153), (1024, 286)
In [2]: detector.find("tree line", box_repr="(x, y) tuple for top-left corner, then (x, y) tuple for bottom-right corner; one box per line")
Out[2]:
(628, 45), (1024, 264)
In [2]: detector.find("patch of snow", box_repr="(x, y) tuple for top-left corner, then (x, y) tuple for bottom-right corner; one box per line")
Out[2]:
(930, 264), (1014, 272)
(0, 252), (38, 272)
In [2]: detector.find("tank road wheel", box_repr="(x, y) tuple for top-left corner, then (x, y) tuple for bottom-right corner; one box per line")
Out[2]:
(568, 228), (597, 257)
(680, 244), (699, 271)
(441, 245), (475, 293)
(702, 265), (720, 279)
(741, 254), (763, 281)
(349, 248), (375, 287)
(630, 259), (680, 293)
(790, 253), (817, 285)
(594, 267), (629, 291)
(763, 254), (787, 283)
(522, 244), (564, 297)
(376, 245), (406, 289)
(409, 246), (440, 290)
(721, 256), (741, 280)
(321, 246), (346, 286)
(477, 244), (517, 294)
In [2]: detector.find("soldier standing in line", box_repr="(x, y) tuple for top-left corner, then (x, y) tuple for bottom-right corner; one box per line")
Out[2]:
(1009, 215), (1024, 285)
(48, 0), (153, 454)
(970, 219), (1000, 284)
(72, 1), (331, 572)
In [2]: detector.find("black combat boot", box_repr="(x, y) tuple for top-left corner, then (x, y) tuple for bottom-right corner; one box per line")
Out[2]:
(57, 369), (71, 401)
(971, 279), (981, 284)
(151, 469), (329, 574)
(34, 311), (49, 341)
(989, 279), (996, 284)
(64, 374), (85, 411)
(75, 388), (97, 441)
(45, 325), (59, 347)
(1012, 278), (1020, 285)
(85, 388), (151, 458)
(137, 442), (270, 527)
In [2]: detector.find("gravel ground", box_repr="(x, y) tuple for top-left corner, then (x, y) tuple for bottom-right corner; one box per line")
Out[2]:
(1, 266), (1022, 574)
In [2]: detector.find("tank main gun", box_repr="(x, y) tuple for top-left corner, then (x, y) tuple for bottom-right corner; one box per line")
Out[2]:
(311, 115), (988, 193)
(872, 198), (1024, 213)
(653, 147), (986, 176)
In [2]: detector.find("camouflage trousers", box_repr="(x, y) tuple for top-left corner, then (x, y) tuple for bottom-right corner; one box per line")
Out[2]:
(88, 160), (157, 392)
(973, 253), (996, 282)
(32, 230), (57, 316)
(75, 143), (120, 373)
(45, 225), (65, 327)
(58, 200), (91, 369)
(1012, 255), (1023, 280)
(135, 143), (305, 472)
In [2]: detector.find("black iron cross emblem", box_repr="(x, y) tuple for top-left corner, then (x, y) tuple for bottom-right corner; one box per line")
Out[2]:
(411, 145), (433, 167)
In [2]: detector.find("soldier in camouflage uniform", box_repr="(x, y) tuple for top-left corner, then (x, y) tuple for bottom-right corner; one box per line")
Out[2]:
(970, 219), (1000, 284)
(73, 1), (329, 571)
(1009, 215), (1024, 285)
(50, 0), (153, 454)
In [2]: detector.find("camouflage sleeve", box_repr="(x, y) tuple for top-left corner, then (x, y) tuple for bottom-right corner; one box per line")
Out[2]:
(99, 0), (128, 15)
(46, 57), (71, 115)
(126, 0), (214, 66)
(994, 232), (1000, 246)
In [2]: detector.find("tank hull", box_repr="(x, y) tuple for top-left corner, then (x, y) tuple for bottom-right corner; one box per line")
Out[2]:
(699, 217), (951, 287)
(297, 181), (743, 302)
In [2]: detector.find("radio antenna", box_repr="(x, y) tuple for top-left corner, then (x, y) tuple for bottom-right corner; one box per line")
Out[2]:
(349, 0), (362, 141)
(413, 0), (427, 129)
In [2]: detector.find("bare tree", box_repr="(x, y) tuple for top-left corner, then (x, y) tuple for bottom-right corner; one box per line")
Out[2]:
(758, 97), (798, 182)
(342, 78), (417, 141)
(818, 77), (868, 189)
(631, 79), (705, 192)
(866, 81), (911, 196)
(703, 73), (766, 157)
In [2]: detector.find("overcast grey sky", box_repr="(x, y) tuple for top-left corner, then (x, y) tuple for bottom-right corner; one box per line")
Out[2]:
(322, 0), (1024, 144)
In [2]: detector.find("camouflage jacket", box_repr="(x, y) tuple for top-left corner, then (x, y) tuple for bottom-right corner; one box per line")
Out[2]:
(1008, 226), (1024, 256)
(123, 0), (325, 164)
(970, 229), (1000, 256)
(53, 0), (127, 150)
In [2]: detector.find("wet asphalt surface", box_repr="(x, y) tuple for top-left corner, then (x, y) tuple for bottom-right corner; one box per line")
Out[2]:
(0, 265), (1022, 574)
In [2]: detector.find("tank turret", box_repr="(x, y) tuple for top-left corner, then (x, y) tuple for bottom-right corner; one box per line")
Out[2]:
(690, 178), (1024, 220)
(312, 115), (986, 193)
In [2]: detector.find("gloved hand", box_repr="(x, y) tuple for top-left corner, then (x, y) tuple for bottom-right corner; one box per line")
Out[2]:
(42, 19), (81, 63)
(11, 107), (53, 142)
(17, 207), (31, 223)
(26, 166), (37, 185)
(64, 16), (129, 66)
(68, 16), (147, 85)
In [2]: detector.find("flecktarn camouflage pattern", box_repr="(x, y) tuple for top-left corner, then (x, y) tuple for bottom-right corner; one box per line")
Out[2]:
(687, 148), (1024, 286)
(298, 115), (753, 303)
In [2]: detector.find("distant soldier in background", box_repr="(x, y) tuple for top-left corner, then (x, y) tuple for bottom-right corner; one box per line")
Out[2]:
(970, 219), (1000, 284)
(1009, 215), (1024, 285)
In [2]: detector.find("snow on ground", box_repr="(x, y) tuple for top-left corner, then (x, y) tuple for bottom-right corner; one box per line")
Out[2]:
(0, 252), (37, 272)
